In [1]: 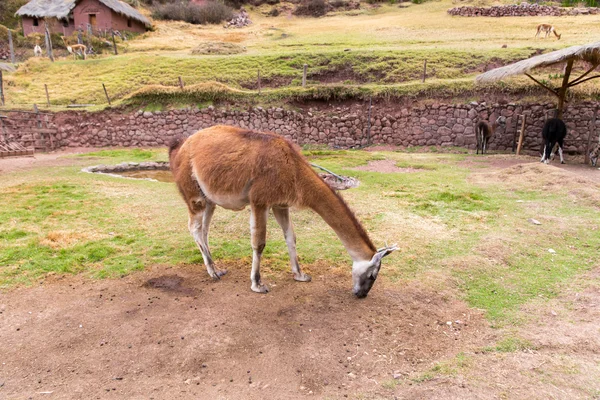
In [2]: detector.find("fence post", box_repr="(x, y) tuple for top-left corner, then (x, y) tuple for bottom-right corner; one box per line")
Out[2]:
(8, 30), (15, 64)
(302, 64), (307, 87)
(44, 84), (50, 107)
(78, 29), (83, 44)
(178, 76), (184, 89)
(0, 70), (4, 106)
(111, 30), (118, 55)
(367, 95), (372, 145)
(422, 60), (427, 83)
(516, 114), (526, 155)
(44, 22), (54, 62)
(102, 83), (111, 106)
(585, 106), (598, 165)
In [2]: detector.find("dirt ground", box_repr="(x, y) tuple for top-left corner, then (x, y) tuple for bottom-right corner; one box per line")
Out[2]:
(1, 150), (599, 399)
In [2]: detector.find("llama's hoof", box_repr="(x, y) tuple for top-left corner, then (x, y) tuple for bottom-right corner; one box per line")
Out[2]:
(561, 161), (565, 164)
(209, 269), (227, 280)
(294, 272), (312, 282)
(251, 283), (270, 293)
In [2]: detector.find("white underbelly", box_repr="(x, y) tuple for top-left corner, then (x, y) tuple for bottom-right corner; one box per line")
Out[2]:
(197, 181), (249, 211)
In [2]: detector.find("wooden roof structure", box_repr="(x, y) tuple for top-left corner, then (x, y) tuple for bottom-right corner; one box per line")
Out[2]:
(476, 41), (600, 118)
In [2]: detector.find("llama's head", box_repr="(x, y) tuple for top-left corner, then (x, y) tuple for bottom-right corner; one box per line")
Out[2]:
(493, 116), (507, 129)
(352, 245), (397, 298)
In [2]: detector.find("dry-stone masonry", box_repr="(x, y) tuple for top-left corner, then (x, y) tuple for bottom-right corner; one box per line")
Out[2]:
(6, 101), (599, 156)
(448, 3), (599, 17)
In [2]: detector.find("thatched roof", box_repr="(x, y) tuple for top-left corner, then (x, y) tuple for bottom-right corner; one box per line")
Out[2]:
(476, 41), (600, 83)
(16, 0), (151, 27)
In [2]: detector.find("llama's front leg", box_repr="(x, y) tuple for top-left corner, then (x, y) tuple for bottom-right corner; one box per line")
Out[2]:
(250, 205), (269, 293)
(272, 207), (311, 282)
(483, 138), (487, 154)
(189, 206), (225, 280)
(541, 144), (547, 163)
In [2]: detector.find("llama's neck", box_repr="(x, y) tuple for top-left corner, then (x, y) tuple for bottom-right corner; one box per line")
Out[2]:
(300, 170), (377, 263)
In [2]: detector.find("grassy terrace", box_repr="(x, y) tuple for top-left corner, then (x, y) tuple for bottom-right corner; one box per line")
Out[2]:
(3, 1), (600, 109)
(1, 149), (598, 326)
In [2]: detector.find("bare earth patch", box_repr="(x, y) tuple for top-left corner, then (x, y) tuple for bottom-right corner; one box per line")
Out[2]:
(0, 264), (488, 399)
(354, 159), (420, 173)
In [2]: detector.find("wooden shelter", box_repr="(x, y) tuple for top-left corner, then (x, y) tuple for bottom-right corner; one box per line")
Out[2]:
(476, 41), (600, 118)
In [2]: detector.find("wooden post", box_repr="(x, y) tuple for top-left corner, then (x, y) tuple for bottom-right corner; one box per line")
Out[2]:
(257, 69), (261, 94)
(557, 59), (573, 119)
(178, 76), (184, 89)
(44, 84), (50, 107)
(302, 64), (307, 87)
(44, 22), (55, 62)
(0, 70), (4, 106)
(77, 29), (83, 44)
(516, 114), (526, 155)
(34, 104), (42, 128)
(111, 30), (118, 55)
(367, 95), (372, 145)
(8, 30), (15, 65)
(585, 106), (597, 165)
(102, 83), (111, 106)
(422, 59), (427, 83)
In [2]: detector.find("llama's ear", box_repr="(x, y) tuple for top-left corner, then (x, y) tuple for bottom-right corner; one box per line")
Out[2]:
(372, 245), (398, 264)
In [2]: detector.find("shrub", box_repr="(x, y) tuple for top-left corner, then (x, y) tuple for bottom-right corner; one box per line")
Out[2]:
(153, 1), (234, 24)
(0, 0), (28, 29)
(293, 0), (327, 16)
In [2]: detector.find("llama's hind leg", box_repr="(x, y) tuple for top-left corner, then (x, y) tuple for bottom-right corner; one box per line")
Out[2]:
(189, 202), (225, 280)
(558, 140), (565, 164)
(272, 207), (311, 283)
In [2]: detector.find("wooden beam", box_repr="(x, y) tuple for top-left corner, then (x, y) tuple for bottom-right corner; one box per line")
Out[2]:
(568, 74), (600, 88)
(516, 114), (526, 155)
(524, 73), (559, 97)
(568, 63), (599, 87)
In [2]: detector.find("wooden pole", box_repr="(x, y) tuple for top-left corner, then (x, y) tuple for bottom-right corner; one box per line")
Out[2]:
(178, 76), (184, 89)
(257, 69), (261, 94)
(422, 59), (427, 83)
(8, 30), (15, 64)
(111, 30), (118, 55)
(585, 106), (597, 165)
(77, 29), (83, 44)
(557, 59), (573, 119)
(516, 114), (526, 155)
(44, 84), (50, 107)
(102, 83), (111, 106)
(302, 64), (307, 87)
(44, 22), (54, 62)
(0, 70), (4, 106)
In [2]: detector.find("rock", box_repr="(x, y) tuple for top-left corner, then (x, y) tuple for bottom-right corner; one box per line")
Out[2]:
(548, 249), (556, 254)
(528, 218), (542, 225)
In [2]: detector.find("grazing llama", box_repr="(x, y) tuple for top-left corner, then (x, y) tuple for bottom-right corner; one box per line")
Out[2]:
(33, 44), (42, 57)
(535, 24), (561, 40)
(169, 125), (396, 297)
(541, 118), (567, 164)
(476, 116), (505, 154)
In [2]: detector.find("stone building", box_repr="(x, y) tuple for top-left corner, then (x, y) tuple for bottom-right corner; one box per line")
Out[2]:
(16, 0), (151, 36)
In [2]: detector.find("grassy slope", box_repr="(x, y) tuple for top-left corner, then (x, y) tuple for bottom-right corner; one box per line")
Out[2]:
(4, 1), (600, 108)
(1, 149), (599, 328)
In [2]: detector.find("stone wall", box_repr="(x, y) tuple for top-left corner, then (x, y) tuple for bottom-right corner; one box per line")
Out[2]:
(5, 101), (599, 155)
(447, 3), (599, 17)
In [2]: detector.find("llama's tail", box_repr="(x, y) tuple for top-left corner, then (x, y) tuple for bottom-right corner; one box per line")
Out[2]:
(168, 137), (185, 157)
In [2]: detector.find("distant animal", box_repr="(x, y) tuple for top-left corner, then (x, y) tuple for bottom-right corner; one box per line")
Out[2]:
(590, 143), (599, 167)
(476, 116), (505, 154)
(541, 118), (567, 164)
(33, 44), (42, 57)
(535, 24), (561, 40)
(67, 44), (87, 60)
(169, 125), (396, 297)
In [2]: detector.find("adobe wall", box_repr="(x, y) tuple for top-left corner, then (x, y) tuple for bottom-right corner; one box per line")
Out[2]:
(22, 17), (75, 37)
(6, 101), (599, 155)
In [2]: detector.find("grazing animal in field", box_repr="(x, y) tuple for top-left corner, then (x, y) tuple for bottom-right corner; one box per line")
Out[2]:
(33, 44), (42, 57)
(169, 125), (396, 297)
(590, 143), (599, 167)
(476, 116), (505, 154)
(67, 44), (87, 60)
(535, 24), (561, 40)
(541, 118), (567, 164)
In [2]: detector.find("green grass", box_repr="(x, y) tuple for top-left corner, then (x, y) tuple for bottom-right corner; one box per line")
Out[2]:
(1, 149), (599, 330)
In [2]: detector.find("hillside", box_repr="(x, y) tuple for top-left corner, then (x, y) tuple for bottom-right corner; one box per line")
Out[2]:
(2, 0), (600, 109)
